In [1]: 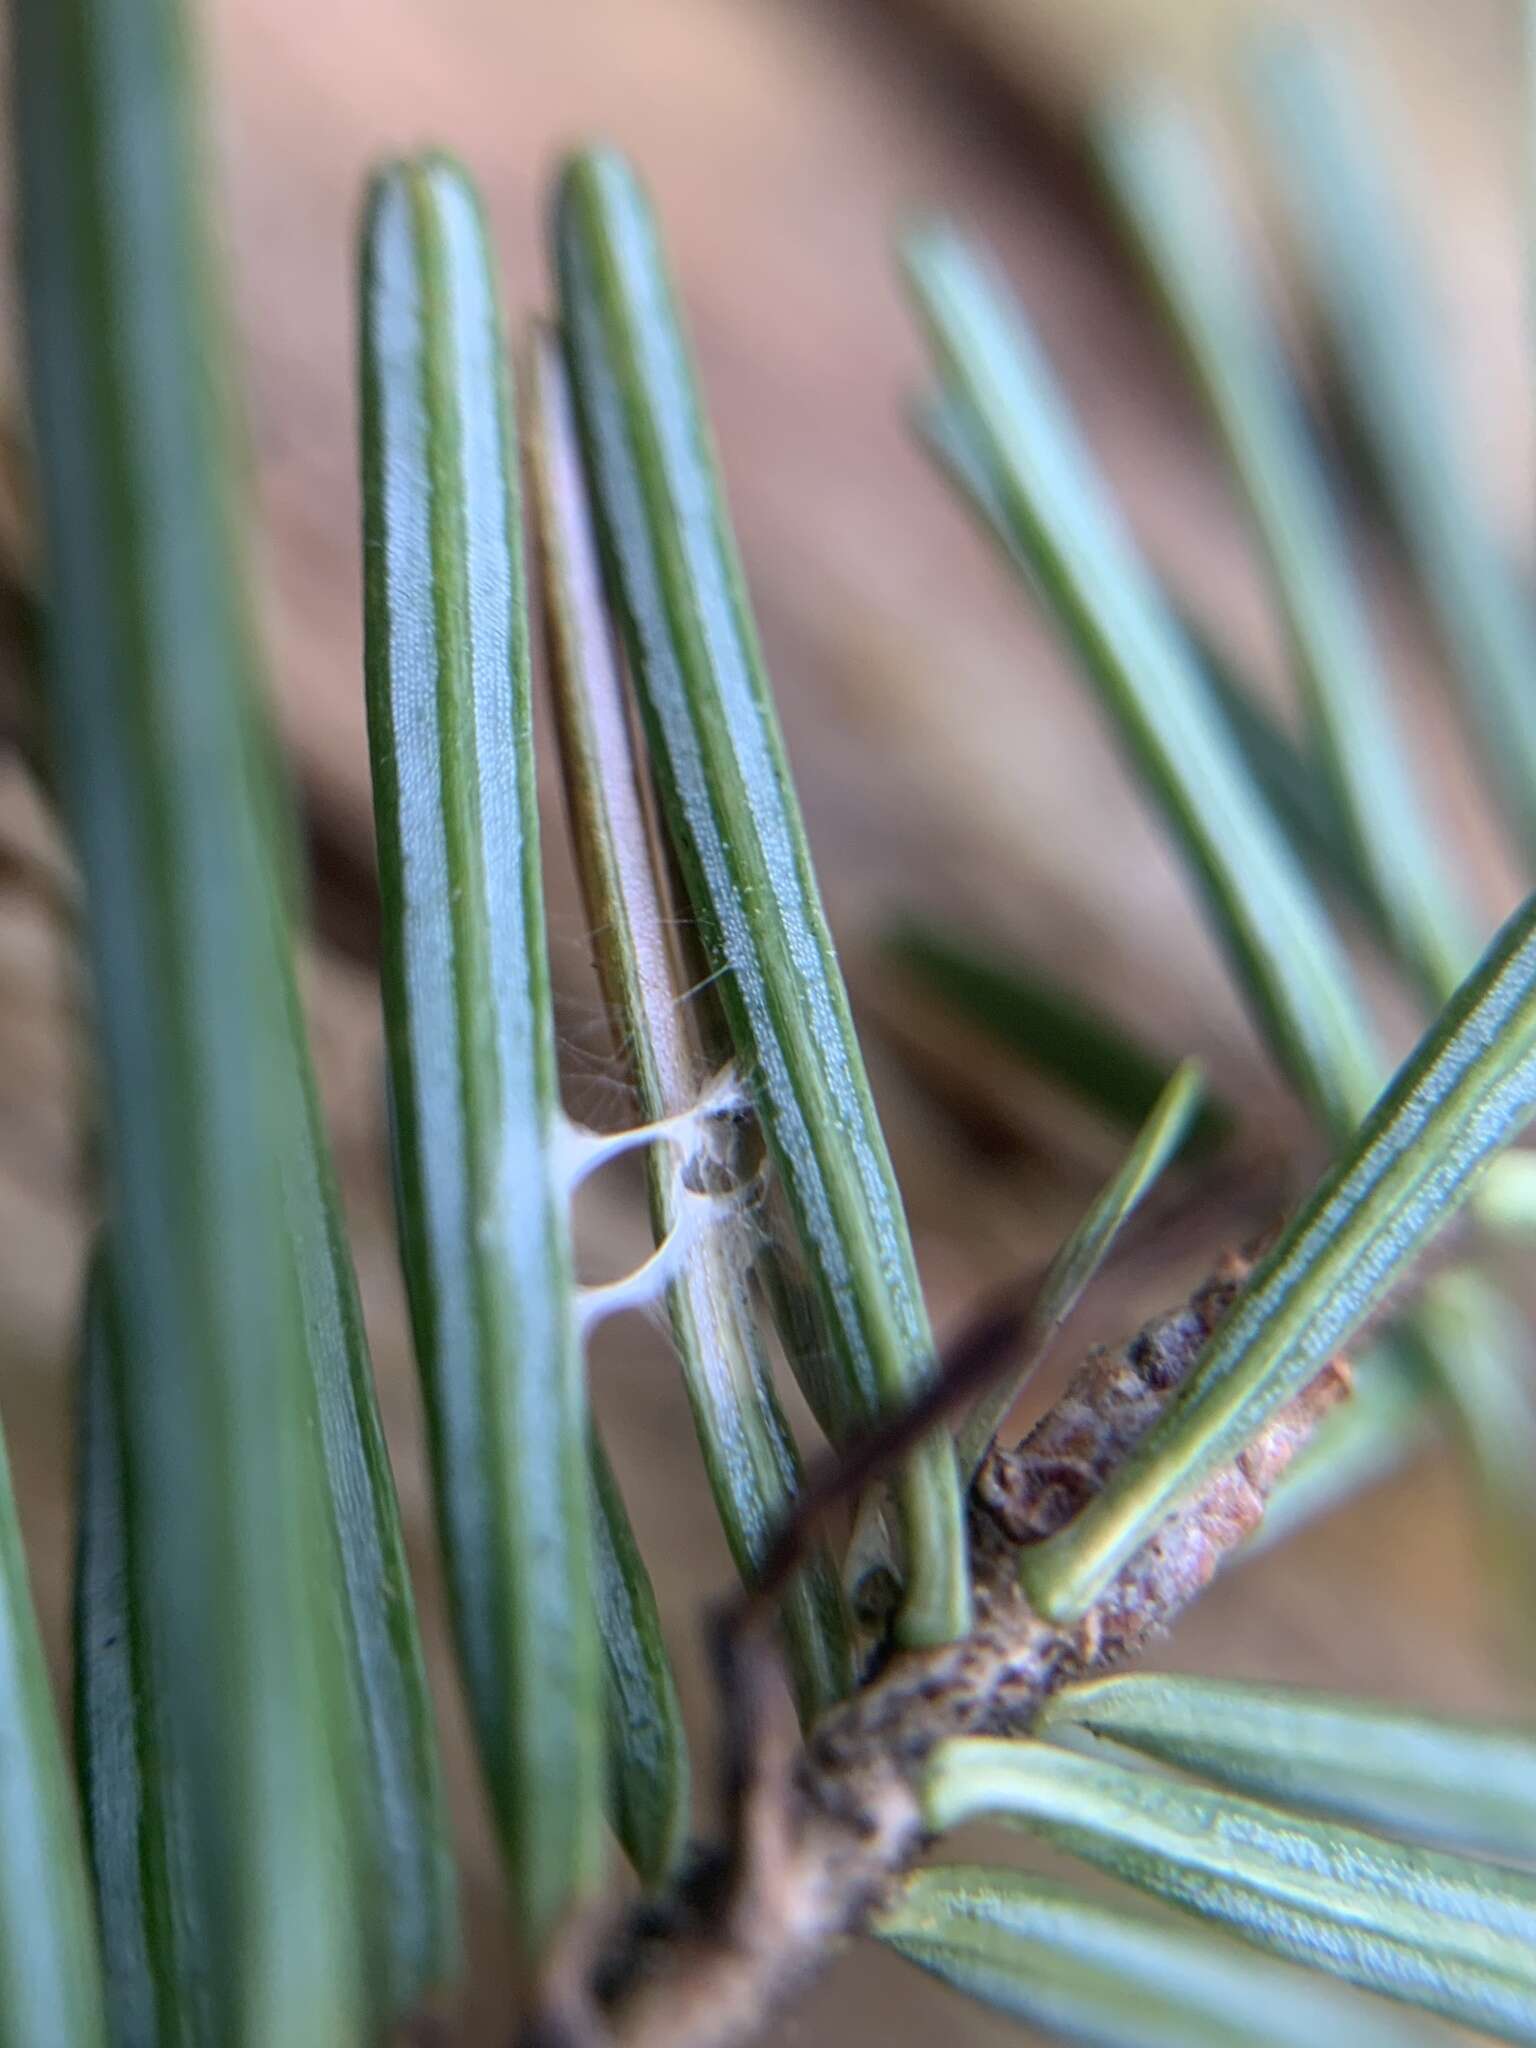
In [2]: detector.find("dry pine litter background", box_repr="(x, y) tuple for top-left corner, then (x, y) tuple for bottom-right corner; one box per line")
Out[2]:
(0, 0), (1531, 2040)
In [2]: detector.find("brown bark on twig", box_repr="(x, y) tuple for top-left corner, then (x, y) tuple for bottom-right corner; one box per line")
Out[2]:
(532, 1249), (1351, 2048)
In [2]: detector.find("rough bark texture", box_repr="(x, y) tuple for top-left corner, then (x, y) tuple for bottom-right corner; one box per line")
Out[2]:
(538, 1252), (1351, 2048)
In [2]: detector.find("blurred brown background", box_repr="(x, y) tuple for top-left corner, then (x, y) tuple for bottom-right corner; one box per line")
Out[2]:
(0, 0), (1531, 2039)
